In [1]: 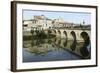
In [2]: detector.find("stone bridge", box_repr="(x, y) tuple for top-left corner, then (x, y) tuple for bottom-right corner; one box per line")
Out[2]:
(44, 28), (91, 42)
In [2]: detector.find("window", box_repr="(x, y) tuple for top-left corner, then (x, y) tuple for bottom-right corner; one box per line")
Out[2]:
(23, 24), (28, 27)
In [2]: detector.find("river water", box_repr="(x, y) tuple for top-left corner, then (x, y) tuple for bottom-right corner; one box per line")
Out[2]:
(23, 37), (91, 62)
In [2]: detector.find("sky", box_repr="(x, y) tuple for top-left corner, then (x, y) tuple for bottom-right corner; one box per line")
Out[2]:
(23, 10), (91, 25)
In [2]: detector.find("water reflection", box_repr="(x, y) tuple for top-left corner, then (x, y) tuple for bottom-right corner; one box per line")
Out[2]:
(70, 40), (76, 51)
(23, 37), (91, 62)
(63, 39), (67, 47)
(80, 38), (90, 58)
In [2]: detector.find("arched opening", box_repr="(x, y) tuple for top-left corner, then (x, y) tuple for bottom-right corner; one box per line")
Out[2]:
(48, 30), (52, 34)
(58, 30), (61, 34)
(70, 31), (76, 40)
(54, 30), (56, 34)
(80, 32), (90, 58)
(63, 31), (67, 38)
(81, 32), (90, 44)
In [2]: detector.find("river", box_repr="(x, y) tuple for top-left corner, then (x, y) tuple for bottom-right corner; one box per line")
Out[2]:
(23, 37), (91, 62)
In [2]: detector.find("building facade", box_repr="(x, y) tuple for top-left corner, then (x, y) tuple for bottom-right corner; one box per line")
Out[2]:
(23, 15), (53, 31)
(23, 15), (89, 31)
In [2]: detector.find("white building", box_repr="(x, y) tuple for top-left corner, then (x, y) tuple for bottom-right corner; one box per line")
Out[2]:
(23, 15), (53, 31)
(23, 20), (33, 31)
(52, 18), (73, 28)
(32, 15), (53, 30)
(23, 15), (74, 31)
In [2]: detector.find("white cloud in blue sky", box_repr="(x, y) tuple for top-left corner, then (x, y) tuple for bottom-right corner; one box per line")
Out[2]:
(23, 10), (91, 25)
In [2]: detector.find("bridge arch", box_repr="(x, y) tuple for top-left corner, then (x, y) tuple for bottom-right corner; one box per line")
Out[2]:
(70, 31), (76, 40)
(63, 31), (67, 38)
(53, 30), (56, 34)
(48, 30), (52, 34)
(58, 30), (61, 34)
(81, 32), (90, 43)
(44, 29), (90, 41)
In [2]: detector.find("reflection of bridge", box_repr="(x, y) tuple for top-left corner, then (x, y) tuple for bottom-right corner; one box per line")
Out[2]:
(24, 37), (90, 59)
(44, 28), (91, 41)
